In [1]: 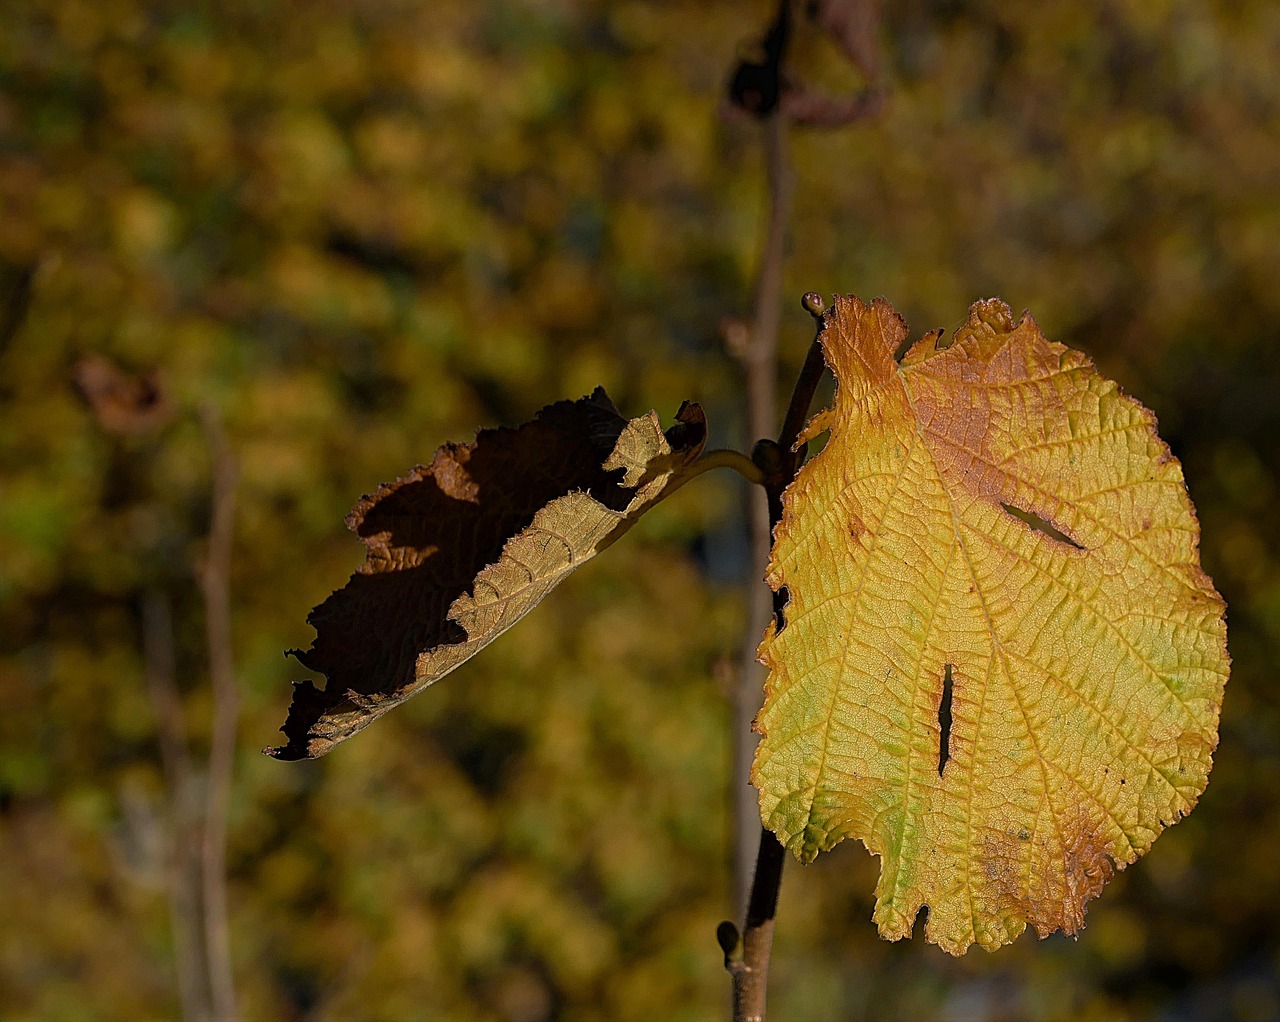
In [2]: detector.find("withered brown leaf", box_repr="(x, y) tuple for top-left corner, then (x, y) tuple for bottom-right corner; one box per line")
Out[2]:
(269, 389), (706, 760)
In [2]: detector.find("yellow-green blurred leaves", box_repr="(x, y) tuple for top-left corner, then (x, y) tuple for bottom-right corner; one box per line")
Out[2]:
(2, 0), (1275, 1016)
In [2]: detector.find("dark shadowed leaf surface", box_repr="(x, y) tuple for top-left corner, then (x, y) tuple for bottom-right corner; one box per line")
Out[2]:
(270, 389), (707, 760)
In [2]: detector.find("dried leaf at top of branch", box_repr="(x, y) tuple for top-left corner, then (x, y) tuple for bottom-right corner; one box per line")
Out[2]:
(806, 0), (882, 84)
(728, 0), (885, 127)
(782, 0), (885, 127)
(269, 389), (707, 761)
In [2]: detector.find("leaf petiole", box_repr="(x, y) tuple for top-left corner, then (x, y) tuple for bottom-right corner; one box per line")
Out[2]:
(686, 448), (769, 487)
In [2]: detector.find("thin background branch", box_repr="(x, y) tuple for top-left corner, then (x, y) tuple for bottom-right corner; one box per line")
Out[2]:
(197, 405), (240, 1022)
(75, 357), (235, 1021)
(143, 588), (209, 1022)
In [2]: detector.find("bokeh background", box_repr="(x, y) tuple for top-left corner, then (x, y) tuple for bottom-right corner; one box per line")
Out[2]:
(2, 1), (1279, 1020)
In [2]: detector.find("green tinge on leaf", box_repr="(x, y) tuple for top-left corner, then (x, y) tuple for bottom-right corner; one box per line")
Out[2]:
(754, 296), (1228, 954)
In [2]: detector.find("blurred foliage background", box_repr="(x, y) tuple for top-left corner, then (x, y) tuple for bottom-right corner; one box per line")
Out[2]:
(2, 0), (1278, 1019)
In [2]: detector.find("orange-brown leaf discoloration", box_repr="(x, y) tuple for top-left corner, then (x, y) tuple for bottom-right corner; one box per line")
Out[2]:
(754, 295), (1228, 954)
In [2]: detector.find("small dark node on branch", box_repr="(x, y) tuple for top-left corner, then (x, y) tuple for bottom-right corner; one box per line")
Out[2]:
(751, 438), (787, 483)
(801, 291), (825, 318)
(728, 0), (791, 118)
(717, 920), (742, 959)
(729, 63), (780, 118)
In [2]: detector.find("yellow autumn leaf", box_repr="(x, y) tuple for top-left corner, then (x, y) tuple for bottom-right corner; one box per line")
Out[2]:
(754, 296), (1228, 955)
(270, 389), (706, 760)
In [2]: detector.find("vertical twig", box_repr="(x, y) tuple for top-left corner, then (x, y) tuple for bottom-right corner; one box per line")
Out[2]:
(197, 405), (240, 1022)
(734, 7), (797, 920)
(726, 300), (828, 1022)
(143, 589), (211, 1022)
(727, 828), (787, 1022)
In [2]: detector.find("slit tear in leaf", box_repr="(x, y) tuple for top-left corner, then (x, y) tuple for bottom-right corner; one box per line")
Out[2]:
(269, 389), (707, 760)
(937, 664), (954, 776)
(1000, 502), (1085, 550)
